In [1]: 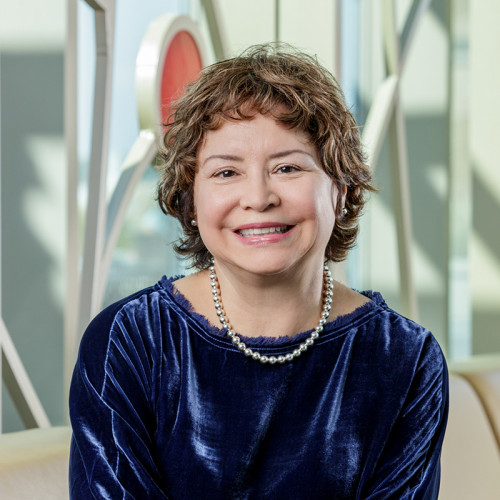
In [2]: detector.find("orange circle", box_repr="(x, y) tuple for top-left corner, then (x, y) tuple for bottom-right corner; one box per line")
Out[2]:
(160, 31), (202, 124)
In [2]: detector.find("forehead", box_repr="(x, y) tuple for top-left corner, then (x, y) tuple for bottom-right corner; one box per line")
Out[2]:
(197, 113), (314, 157)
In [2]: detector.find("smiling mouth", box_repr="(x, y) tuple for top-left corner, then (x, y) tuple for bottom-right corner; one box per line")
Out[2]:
(237, 225), (293, 237)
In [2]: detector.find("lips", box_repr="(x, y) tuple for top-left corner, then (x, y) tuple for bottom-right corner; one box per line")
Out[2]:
(236, 225), (293, 237)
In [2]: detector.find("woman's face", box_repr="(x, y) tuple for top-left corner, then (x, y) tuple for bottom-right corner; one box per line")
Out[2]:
(193, 113), (341, 277)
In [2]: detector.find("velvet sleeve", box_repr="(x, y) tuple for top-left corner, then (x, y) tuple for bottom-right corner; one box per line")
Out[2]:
(363, 334), (449, 499)
(69, 293), (169, 499)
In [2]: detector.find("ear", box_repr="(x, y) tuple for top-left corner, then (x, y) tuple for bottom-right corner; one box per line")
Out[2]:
(335, 184), (347, 212)
(340, 184), (347, 208)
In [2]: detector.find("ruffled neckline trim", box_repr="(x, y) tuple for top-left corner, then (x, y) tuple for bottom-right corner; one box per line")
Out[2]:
(157, 275), (386, 347)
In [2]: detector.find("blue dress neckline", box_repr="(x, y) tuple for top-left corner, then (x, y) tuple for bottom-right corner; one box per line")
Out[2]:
(157, 275), (386, 347)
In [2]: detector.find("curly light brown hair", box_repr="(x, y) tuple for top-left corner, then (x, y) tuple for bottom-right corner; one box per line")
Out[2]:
(157, 43), (375, 269)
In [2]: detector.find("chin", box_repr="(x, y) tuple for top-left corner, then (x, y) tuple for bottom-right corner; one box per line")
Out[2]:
(232, 254), (311, 277)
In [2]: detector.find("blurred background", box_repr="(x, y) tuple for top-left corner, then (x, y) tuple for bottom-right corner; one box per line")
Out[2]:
(0, 0), (498, 432)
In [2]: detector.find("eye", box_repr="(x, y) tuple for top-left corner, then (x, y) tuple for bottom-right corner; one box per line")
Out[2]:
(276, 164), (300, 174)
(214, 168), (237, 179)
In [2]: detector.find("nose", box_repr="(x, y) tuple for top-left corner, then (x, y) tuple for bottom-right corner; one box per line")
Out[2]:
(240, 173), (280, 211)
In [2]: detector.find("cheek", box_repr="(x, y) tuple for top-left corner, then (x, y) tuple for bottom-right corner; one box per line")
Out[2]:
(315, 186), (338, 235)
(327, 182), (339, 214)
(284, 180), (335, 218)
(194, 184), (232, 227)
(193, 177), (211, 215)
(312, 181), (337, 216)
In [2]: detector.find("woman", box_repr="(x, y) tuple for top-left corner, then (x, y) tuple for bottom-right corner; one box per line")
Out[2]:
(69, 44), (448, 499)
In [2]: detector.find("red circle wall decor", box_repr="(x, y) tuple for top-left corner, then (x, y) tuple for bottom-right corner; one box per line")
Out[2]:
(136, 14), (207, 136)
(160, 30), (202, 125)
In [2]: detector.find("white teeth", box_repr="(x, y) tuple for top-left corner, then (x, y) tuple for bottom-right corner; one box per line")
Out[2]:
(239, 226), (289, 237)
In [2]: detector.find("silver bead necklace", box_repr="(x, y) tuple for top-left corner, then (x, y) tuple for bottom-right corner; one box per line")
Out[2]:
(209, 260), (333, 364)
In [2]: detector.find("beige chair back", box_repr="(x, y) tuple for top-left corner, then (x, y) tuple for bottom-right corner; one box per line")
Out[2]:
(440, 375), (500, 499)
(462, 369), (500, 451)
(0, 426), (71, 500)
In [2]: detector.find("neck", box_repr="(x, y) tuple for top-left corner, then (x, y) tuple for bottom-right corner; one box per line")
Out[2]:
(212, 260), (327, 338)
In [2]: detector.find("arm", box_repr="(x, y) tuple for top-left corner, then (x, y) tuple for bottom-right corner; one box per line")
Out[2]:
(363, 336), (449, 500)
(69, 298), (168, 499)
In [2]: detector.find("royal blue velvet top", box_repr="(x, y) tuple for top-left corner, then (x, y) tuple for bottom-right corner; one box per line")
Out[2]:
(69, 276), (448, 499)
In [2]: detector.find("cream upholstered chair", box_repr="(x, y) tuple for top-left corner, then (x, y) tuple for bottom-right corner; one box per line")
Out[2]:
(458, 367), (500, 451)
(0, 426), (71, 500)
(440, 374), (500, 499)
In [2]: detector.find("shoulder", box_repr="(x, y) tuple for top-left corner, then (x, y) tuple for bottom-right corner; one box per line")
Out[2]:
(80, 283), (162, 348)
(356, 289), (437, 346)
(341, 288), (447, 381)
(76, 280), (177, 381)
(332, 282), (437, 351)
(347, 292), (449, 418)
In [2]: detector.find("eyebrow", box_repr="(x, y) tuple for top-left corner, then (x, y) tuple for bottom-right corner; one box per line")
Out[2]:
(202, 149), (314, 166)
(203, 154), (243, 166)
(268, 149), (314, 160)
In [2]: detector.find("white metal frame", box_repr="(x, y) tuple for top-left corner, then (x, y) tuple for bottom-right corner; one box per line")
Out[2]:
(64, 0), (80, 409)
(361, 0), (433, 320)
(201, 0), (229, 60)
(0, 320), (50, 431)
(64, 3), (213, 415)
(77, 0), (116, 341)
(64, 0), (117, 416)
(446, 0), (471, 358)
(75, 11), (209, 339)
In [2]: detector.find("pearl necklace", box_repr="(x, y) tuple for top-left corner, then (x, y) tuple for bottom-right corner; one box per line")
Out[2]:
(209, 261), (333, 364)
